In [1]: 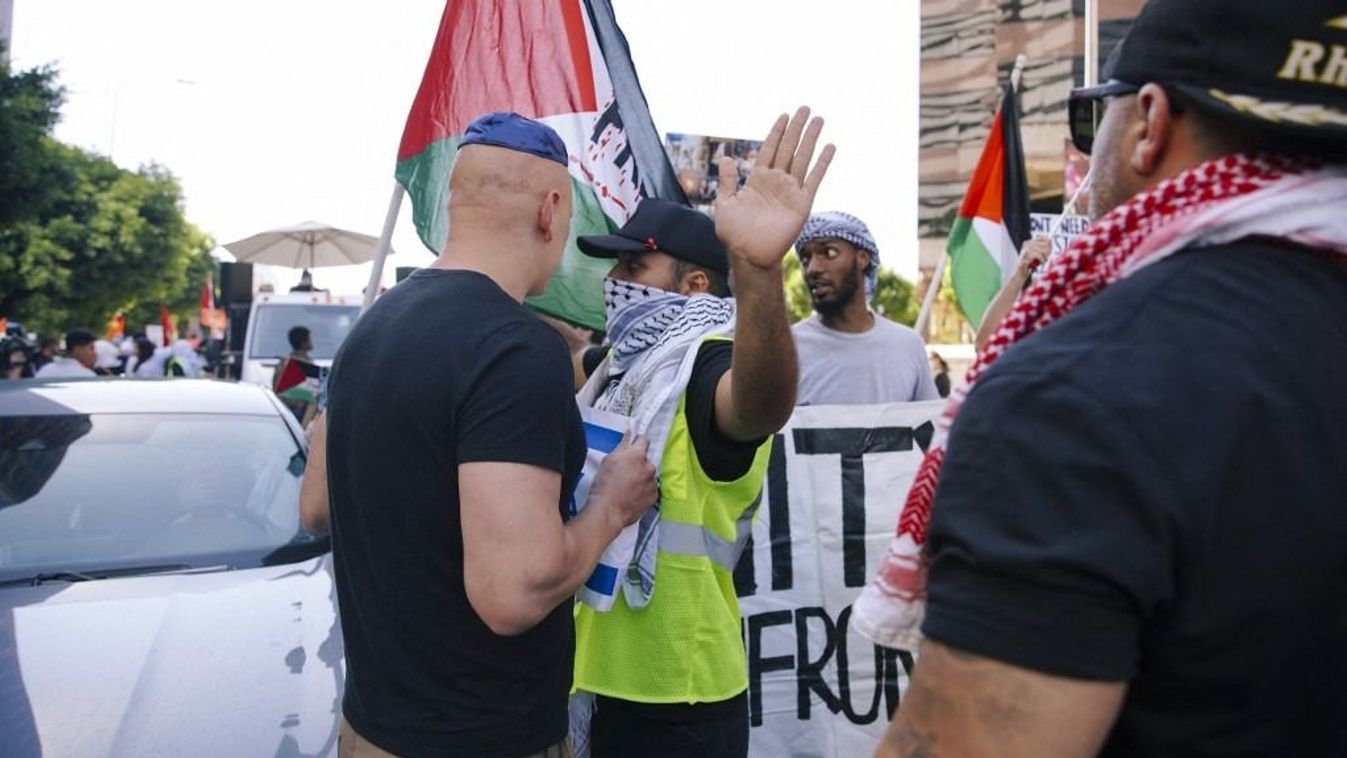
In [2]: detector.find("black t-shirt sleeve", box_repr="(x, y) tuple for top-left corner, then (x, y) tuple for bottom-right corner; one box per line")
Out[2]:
(921, 370), (1180, 681)
(684, 341), (765, 482)
(457, 321), (576, 474)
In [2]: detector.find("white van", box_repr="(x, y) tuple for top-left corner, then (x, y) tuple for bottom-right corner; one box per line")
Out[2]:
(239, 292), (361, 387)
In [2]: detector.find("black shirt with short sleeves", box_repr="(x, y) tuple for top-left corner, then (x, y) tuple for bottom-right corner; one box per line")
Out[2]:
(922, 240), (1347, 756)
(326, 269), (585, 758)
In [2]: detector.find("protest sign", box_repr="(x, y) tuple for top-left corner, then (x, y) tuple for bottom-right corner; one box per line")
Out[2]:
(736, 401), (944, 757)
(664, 132), (763, 212)
(1030, 212), (1091, 259)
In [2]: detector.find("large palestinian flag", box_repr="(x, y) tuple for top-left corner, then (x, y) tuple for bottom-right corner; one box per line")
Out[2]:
(395, 0), (686, 330)
(948, 85), (1031, 328)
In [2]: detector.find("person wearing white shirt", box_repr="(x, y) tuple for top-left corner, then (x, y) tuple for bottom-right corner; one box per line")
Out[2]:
(35, 329), (98, 379)
(792, 212), (938, 406)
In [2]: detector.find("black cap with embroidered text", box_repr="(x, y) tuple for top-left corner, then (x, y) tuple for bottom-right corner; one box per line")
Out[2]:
(1077, 0), (1347, 141)
(577, 199), (729, 275)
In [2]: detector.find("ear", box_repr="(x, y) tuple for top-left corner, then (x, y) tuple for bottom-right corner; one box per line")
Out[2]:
(1130, 84), (1179, 178)
(538, 190), (562, 243)
(680, 267), (711, 296)
(856, 249), (872, 275)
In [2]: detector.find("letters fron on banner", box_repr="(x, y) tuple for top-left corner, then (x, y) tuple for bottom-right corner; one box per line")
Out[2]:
(733, 402), (944, 758)
(573, 407), (636, 612)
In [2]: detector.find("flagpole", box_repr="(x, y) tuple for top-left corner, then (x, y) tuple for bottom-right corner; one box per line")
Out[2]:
(916, 55), (1029, 341)
(1048, 167), (1093, 240)
(914, 252), (946, 339)
(362, 184), (405, 313)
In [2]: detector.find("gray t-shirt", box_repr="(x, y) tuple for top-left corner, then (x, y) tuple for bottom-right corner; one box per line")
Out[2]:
(793, 312), (938, 405)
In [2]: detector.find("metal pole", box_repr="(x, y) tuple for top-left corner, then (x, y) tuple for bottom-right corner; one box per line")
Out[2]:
(1084, 0), (1099, 87)
(362, 184), (405, 313)
(1010, 54), (1028, 94)
(914, 250), (947, 341)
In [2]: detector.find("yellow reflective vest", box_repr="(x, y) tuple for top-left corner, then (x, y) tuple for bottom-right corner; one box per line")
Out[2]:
(574, 375), (772, 704)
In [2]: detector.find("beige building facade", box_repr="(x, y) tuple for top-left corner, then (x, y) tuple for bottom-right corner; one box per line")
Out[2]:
(918, 0), (1141, 341)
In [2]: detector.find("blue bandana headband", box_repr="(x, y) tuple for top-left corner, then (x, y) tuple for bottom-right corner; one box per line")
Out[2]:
(460, 111), (568, 167)
(795, 211), (880, 299)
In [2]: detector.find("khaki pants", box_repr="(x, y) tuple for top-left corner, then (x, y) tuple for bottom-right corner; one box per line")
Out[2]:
(339, 718), (571, 758)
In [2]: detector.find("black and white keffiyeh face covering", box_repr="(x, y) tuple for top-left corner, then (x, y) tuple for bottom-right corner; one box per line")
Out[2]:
(603, 277), (688, 375)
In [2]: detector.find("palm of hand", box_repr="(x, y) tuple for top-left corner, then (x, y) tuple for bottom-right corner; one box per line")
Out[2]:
(715, 168), (814, 269)
(713, 107), (835, 271)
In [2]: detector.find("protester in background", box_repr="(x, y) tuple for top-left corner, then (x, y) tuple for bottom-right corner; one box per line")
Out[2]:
(1, 338), (34, 379)
(792, 212), (937, 405)
(322, 112), (657, 758)
(272, 326), (314, 417)
(128, 337), (163, 378)
(875, 2), (1347, 755)
(290, 269), (318, 292)
(34, 329), (97, 378)
(163, 339), (202, 378)
(567, 108), (833, 758)
(928, 352), (950, 398)
(92, 339), (122, 376)
(972, 235), (1051, 352)
(31, 336), (59, 373)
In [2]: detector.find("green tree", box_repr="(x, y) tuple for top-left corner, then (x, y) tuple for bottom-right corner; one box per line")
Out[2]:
(0, 43), (64, 226)
(0, 54), (214, 336)
(781, 253), (814, 323)
(781, 253), (920, 327)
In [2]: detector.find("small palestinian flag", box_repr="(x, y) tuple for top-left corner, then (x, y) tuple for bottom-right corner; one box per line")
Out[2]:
(274, 358), (321, 405)
(394, 0), (686, 331)
(948, 84), (1032, 328)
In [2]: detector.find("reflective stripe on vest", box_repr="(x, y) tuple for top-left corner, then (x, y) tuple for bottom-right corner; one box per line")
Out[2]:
(657, 492), (760, 572)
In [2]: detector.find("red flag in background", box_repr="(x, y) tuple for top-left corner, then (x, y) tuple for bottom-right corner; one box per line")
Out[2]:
(159, 305), (174, 346)
(200, 275), (214, 315)
(393, 0), (686, 330)
(198, 275), (226, 338)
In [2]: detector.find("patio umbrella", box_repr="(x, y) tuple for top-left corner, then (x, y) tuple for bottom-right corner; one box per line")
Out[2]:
(223, 222), (395, 269)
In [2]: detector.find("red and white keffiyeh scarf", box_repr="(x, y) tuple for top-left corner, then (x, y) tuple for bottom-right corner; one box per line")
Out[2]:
(853, 153), (1347, 650)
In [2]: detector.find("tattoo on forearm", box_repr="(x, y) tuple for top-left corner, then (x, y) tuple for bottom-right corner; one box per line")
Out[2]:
(890, 720), (939, 758)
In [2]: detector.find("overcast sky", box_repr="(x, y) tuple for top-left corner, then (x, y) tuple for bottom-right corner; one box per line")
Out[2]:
(10, 0), (917, 294)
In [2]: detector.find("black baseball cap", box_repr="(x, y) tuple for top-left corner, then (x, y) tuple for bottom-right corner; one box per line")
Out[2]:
(577, 199), (729, 275)
(1069, 0), (1347, 153)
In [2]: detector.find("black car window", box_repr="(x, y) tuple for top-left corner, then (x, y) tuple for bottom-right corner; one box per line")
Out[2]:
(249, 304), (359, 360)
(0, 413), (323, 582)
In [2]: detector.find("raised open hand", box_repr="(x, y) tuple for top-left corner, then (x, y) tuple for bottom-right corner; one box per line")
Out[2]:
(714, 107), (836, 270)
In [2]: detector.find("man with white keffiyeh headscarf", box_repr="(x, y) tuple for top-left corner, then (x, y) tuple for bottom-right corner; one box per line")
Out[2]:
(868, 1), (1347, 755)
(560, 108), (836, 758)
(791, 211), (938, 405)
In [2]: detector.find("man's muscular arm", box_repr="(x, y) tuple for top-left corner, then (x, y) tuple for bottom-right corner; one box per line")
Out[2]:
(877, 639), (1125, 758)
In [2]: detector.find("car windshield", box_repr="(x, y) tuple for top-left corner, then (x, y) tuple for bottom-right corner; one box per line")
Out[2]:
(249, 304), (359, 360)
(0, 412), (321, 583)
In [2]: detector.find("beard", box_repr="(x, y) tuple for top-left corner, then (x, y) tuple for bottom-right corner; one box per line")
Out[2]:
(810, 269), (861, 316)
(1086, 104), (1139, 220)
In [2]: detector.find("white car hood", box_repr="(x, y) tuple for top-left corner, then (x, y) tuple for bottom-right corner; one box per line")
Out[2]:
(0, 556), (344, 758)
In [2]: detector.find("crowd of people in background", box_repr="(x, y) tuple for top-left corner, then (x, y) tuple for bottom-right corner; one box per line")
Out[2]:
(0, 326), (213, 381)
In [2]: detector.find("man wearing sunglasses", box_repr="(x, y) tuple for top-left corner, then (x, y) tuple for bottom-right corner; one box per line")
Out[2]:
(874, 1), (1347, 756)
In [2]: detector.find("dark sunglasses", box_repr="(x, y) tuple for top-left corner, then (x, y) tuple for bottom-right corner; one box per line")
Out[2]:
(1067, 80), (1141, 155)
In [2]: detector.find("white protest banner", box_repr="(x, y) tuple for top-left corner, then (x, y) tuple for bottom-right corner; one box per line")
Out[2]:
(1030, 212), (1091, 260)
(735, 401), (944, 758)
